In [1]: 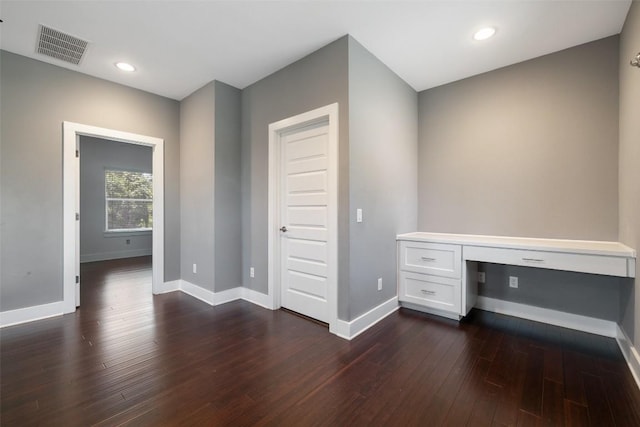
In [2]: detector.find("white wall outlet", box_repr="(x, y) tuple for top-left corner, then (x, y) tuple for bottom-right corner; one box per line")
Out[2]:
(250, 267), (255, 278)
(356, 208), (363, 223)
(509, 276), (518, 288)
(478, 272), (486, 284)
(377, 277), (382, 291)
(193, 263), (197, 274)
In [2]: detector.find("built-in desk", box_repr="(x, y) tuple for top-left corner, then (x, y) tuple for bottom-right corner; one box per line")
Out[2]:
(397, 232), (636, 321)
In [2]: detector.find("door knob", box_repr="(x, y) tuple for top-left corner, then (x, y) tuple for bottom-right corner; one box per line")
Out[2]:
(280, 226), (288, 232)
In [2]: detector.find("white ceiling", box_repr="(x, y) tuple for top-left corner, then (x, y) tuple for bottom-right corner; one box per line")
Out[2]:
(0, 1), (632, 101)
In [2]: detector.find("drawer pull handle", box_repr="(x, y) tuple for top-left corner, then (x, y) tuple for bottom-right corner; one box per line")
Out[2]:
(421, 289), (436, 295)
(421, 257), (437, 262)
(522, 257), (545, 263)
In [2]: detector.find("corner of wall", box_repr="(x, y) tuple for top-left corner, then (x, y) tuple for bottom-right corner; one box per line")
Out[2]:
(346, 35), (418, 322)
(617, 0), (640, 351)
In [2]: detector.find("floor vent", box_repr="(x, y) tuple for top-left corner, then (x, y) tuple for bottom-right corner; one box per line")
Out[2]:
(36, 24), (89, 65)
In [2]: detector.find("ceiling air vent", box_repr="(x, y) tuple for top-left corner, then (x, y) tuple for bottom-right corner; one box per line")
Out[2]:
(36, 24), (89, 65)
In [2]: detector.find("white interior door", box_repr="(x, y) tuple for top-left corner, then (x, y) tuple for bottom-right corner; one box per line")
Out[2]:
(279, 121), (331, 323)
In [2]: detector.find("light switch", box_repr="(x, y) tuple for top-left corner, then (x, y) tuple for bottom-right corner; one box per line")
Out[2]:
(356, 208), (363, 223)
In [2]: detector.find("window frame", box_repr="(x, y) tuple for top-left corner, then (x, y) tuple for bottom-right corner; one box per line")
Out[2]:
(104, 168), (153, 233)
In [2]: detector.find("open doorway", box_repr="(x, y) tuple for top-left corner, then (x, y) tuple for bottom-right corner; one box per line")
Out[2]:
(63, 122), (164, 314)
(79, 136), (153, 265)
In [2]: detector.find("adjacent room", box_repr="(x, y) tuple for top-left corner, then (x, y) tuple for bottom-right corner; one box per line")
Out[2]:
(1, 1), (639, 425)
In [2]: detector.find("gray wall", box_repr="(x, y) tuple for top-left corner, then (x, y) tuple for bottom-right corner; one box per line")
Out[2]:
(418, 36), (619, 241)
(241, 36), (417, 321)
(479, 263), (622, 321)
(179, 82), (216, 291)
(347, 38), (418, 319)
(418, 37), (622, 321)
(179, 80), (242, 293)
(214, 81), (242, 292)
(0, 51), (180, 312)
(79, 136), (152, 262)
(241, 36), (350, 318)
(619, 1), (640, 344)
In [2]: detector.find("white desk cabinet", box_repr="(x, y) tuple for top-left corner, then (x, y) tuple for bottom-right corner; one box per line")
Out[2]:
(399, 241), (462, 278)
(398, 241), (463, 317)
(397, 232), (636, 320)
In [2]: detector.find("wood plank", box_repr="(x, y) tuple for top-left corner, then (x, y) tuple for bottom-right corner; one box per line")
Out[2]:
(543, 346), (564, 384)
(520, 344), (545, 416)
(541, 379), (565, 425)
(582, 372), (616, 426)
(2, 257), (639, 425)
(564, 400), (590, 427)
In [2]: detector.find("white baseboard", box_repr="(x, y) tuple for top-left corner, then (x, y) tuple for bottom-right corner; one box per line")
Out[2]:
(399, 301), (462, 321)
(180, 280), (217, 305)
(155, 280), (181, 294)
(241, 287), (272, 309)
(0, 301), (65, 328)
(213, 287), (244, 305)
(174, 284), (397, 341)
(476, 296), (617, 338)
(616, 326), (640, 390)
(0, 281), (264, 328)
(80, 249), (152, 263)
(174, 281), (270, 309)
(332, 297), (399, 340)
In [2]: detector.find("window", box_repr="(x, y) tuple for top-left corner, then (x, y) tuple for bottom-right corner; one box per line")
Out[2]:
(105, 169), (153, 232)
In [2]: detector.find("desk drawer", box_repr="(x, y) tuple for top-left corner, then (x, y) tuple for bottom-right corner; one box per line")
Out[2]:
(399, 272), (461, 314)
(463, 245), (630, 277)
(399, 241), (462, 279)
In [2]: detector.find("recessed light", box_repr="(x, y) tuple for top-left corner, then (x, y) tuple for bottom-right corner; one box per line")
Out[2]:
(473, 27), (496, 41)
(115, 62), (136, 72)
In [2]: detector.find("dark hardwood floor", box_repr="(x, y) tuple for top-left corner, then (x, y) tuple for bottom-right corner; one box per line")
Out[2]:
(2, 256), (640, 426)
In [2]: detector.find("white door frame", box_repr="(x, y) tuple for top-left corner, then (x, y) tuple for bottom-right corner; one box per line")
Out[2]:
(62, 122), (164, 314)
(267, 103), (339, 333)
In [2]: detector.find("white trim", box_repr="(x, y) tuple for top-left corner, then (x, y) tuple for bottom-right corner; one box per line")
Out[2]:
(332, 297), (400, 340)
(63, 122), (164, 314)
(172, 281), (268, 308)
(267, 103), (339, 332)
(156, 280), (181, 294)
(0, 301), (65, 328)
(241, 288), (272, 309)
(80, 249), (152, 263)
(616, 325), (640, 390)
(399, 302), (462, 321)
(105, 169), (153, 232)
(213, 287), (244, 305)
(476, 296), (617, 337)
(103, 230), (152, 238)
(180, 280), (217, 305)
(0, 284), (270, 328)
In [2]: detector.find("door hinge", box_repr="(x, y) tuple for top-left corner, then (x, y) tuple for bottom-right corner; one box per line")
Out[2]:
(75, 212), (80, 221)
(76, 275), (79, 284)
(75, 149), (79, 158)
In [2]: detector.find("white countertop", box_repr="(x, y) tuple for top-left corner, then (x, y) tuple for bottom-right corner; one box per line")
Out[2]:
(397, 232), (636, 258)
